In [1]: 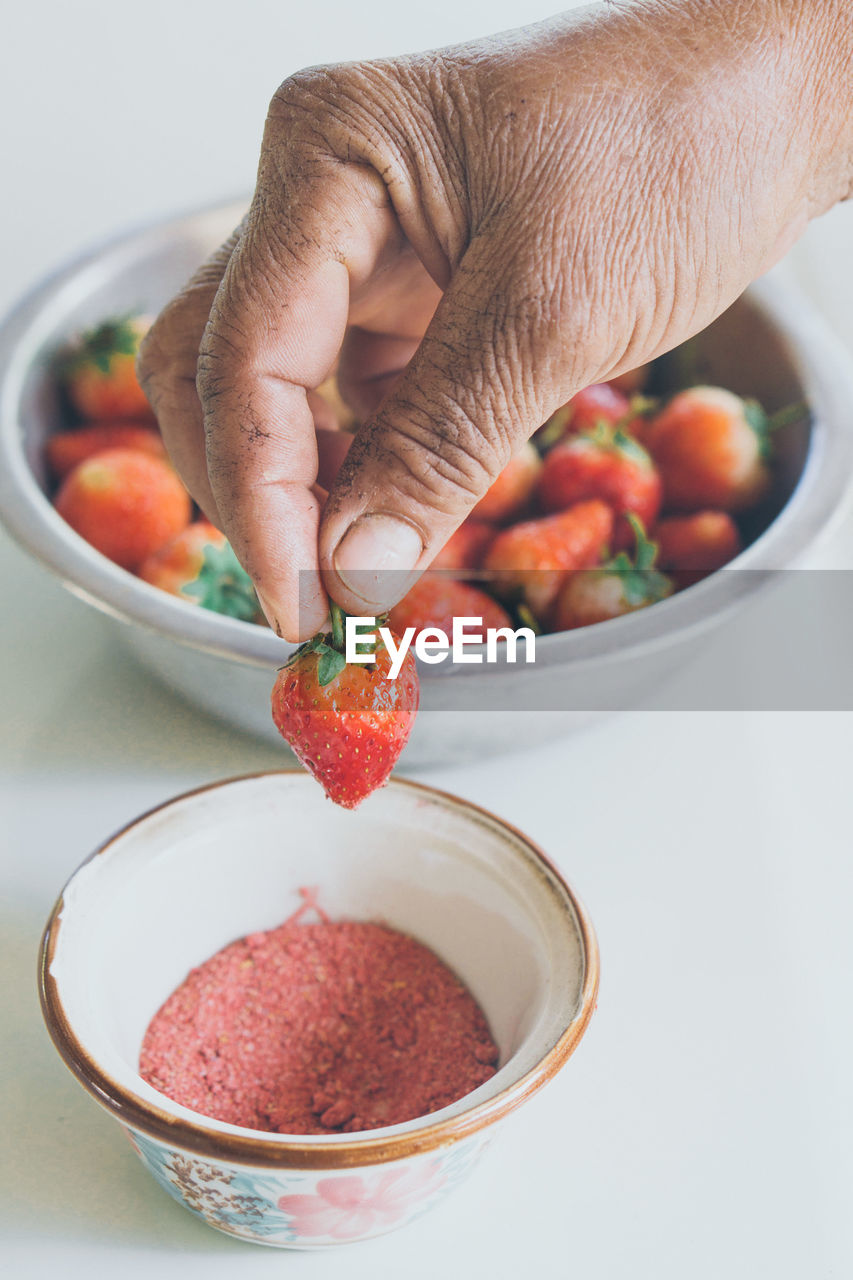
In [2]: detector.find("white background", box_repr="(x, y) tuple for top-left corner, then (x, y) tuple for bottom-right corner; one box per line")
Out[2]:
(3, 3), (853, 1277)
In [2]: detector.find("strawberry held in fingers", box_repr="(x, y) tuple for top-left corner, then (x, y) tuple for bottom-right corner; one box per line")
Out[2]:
(483, 499), (613, 618)
(552, 515), (672, 631)
(538, 425), (662, 549)
(643, 386), (799, 512)
(62, 314), (154, 421)
(271, 606), (419, 809)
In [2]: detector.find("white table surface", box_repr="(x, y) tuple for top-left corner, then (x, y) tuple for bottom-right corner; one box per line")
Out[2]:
(3, 3), (853, 1276)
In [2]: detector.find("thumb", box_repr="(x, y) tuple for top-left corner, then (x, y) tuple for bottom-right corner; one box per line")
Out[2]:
(319, 236), (565, 614)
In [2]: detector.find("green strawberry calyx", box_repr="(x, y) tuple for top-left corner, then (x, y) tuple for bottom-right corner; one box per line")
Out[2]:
(535, 403), (574, 453)
(284, 603), (386, 688)
(515, 603), (542, 635)
(604, 513), (672, 608)
(183, 542), (260, 623)
(66, 313), (142, 375)
(580, 421), (653, 468)
(743, 398), (809, 460)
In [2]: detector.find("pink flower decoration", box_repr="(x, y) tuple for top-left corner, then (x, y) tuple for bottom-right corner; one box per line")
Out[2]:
(278, 1160), (445, 1241)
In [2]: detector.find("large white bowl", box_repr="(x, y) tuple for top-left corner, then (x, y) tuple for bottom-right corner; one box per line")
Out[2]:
(2, 201), (853, 762)
(39, 771), (598, 1249)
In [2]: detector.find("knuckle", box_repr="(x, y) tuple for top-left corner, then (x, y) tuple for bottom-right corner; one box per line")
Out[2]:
(265, 61), (413, 178)
(270, 66), (332, 114)
(266, 66), (351, 146)
(269, 61), (378, 121)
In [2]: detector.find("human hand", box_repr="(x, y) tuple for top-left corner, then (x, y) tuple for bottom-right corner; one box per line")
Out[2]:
(137, 0), (853, 641)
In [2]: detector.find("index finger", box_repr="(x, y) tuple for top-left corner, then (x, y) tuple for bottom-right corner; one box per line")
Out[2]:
(197, 172), (384, 641)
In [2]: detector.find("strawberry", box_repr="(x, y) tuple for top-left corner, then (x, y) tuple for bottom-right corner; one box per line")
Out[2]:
(54, 447), (191, 571)
(608, 364), (651, 395)
(472, 442), (542, 523)
(45, 421), (165, 481)
(552, 515), (672, 631)
(483, 499), (613, 618)
(431, 521), (496, 574)
(538, 425), (662, 550)
(566, 383), (633, 433)
(389, 576), (512, 636)
(139, 521), (261, 621)
(643, 386), (800, 512)
(536, 382), (631, 450)
(655, 510), (742, 588)
(271, 606), (419, 809)
(62, 314), (154, 420)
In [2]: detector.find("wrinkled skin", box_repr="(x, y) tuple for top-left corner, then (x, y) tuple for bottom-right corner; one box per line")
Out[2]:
(137, 0), (853, 640)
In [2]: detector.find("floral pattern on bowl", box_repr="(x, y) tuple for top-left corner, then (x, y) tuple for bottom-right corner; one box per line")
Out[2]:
(127, 1126), (487, 1247)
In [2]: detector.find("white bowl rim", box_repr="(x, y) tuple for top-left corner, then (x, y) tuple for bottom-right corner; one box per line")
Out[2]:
(2, 199), (853, 677)
(39, 770), (600, 1169)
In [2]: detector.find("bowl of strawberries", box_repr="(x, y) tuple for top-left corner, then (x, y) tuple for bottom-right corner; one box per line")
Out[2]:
(1, 200), (853, 764)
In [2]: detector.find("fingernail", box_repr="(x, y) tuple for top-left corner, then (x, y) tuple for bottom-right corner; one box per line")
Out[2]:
(334, 514), (423, 603)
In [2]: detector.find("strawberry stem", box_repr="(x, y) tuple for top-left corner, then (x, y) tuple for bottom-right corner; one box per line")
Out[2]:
(535, 404), (573, 453)
(516, 603), (541, 635)
(330, 601), (345, 652)
(626, 394), (658, 418)
(766, 400), (809, 433)
(624, 513), (659, 571)
(607, 515), (671, 607)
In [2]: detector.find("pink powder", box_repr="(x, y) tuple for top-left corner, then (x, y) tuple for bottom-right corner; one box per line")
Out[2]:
(139, 913), (498, 1135)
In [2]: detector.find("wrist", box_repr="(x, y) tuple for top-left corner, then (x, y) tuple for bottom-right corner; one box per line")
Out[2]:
(576, 0), (853, 243)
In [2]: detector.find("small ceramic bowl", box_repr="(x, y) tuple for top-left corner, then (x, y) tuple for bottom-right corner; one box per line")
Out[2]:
(39, 772), (598, 1249)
